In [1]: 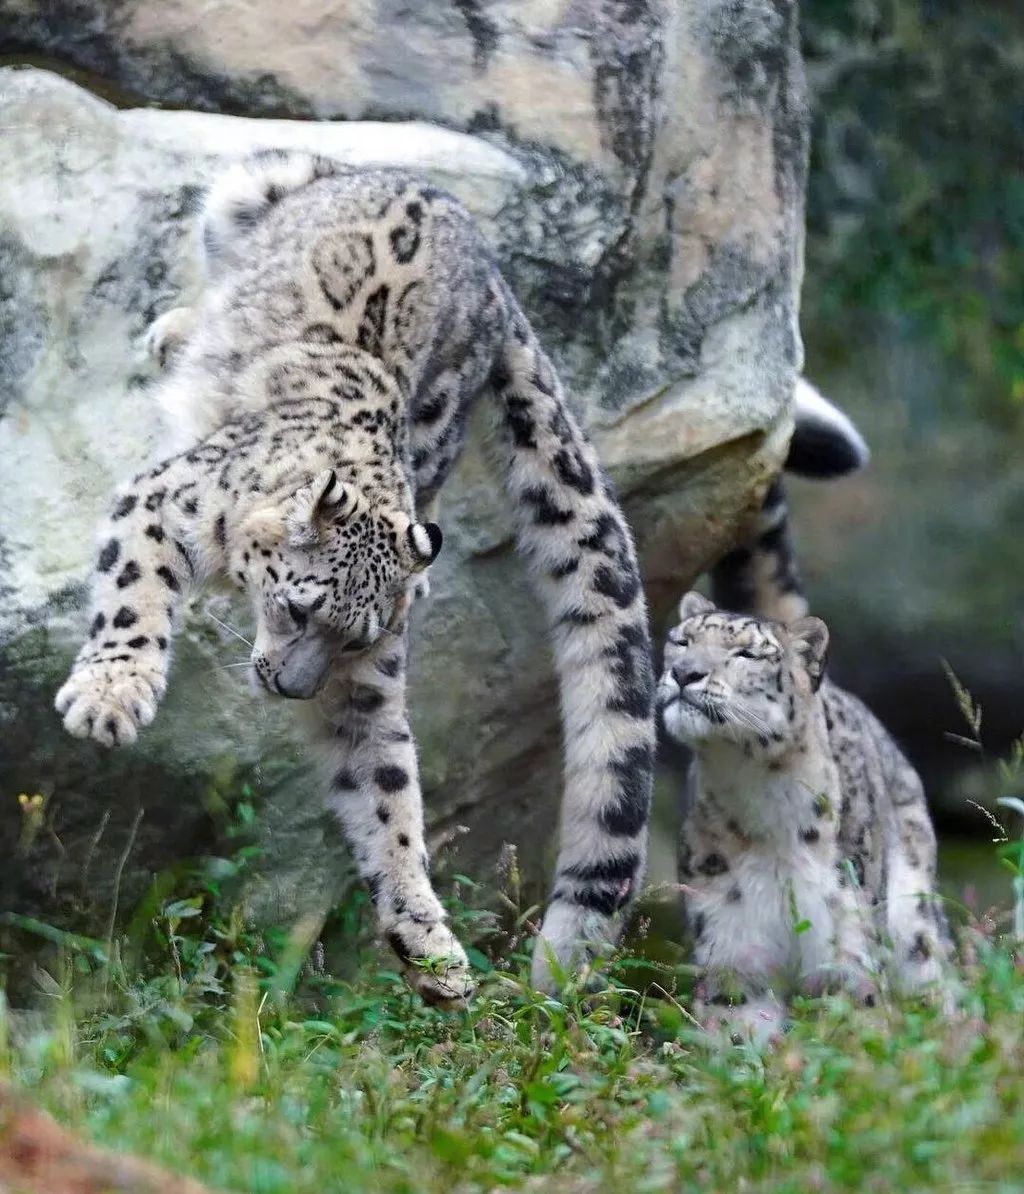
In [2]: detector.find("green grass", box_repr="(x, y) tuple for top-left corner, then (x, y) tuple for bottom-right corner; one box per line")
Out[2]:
(3, 877), (1023, 1194)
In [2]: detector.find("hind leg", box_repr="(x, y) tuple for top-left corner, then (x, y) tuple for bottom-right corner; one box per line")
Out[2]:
(885, 769), (952, 1003)
(886, 850), (949, 995)
(487, 304), (656, 991)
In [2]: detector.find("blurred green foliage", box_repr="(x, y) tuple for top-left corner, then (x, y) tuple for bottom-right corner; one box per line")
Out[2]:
(802, 0), (1024, 428)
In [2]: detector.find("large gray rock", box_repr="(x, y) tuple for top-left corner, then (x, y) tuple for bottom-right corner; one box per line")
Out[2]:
(0, 2), (806, 953)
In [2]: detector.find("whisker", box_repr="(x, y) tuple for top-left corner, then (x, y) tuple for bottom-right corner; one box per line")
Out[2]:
(696, 691), (772, 743)
(729, 703), (774, 745)
(739, 709), (772, 737)
(721, 711), (745, 745)
(204, 660), (254, 677)
(206, 609), (254, 648)
(698, 694), (726, 723)
(726, 695), (771, 732)
(731, 710), (766, 737)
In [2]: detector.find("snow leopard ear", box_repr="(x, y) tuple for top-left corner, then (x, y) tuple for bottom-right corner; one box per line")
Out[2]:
(407, 522), (443, 570)
(239, 505), (287, 546)
(788, 616), (829, 691)
(288, 470), (361, 546)
(678, 591), (715, 621)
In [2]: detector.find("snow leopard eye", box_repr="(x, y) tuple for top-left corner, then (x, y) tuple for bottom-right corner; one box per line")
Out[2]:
(734, 648), (760, 660)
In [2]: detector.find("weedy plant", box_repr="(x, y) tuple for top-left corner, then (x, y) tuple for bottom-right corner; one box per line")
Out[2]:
(943, 662), (1024, 938)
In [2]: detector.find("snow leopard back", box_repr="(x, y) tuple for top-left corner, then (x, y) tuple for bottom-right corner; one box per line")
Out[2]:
(158, 153), (499, 455)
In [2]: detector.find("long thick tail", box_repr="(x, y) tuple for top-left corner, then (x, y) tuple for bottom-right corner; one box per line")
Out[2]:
(711, 380), (870, 622)
(486, 293), (656, 991)
(785, 379), (870, 478)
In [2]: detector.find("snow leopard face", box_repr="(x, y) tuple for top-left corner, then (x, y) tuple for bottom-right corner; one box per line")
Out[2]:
(239, 470), (441, 698)
(658, 591), (828, 757)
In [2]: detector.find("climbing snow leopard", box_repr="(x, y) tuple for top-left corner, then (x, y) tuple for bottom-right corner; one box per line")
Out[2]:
(55, 150), (655, 1002)
(659, 408), (948, 1040)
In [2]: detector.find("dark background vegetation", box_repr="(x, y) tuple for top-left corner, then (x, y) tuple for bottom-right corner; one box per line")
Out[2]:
(795, 0), (1023, 866)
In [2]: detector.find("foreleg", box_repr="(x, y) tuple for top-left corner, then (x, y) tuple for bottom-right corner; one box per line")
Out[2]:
(691, 922), (787, 1046)
(310, 630), (473, 1006)
(799, 884), (879, 1006)
(684, 852), (789, 1043)
(55, 465), (214, 747)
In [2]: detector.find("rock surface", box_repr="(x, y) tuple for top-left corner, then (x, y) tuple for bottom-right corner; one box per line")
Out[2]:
(0, 1), (807, 962)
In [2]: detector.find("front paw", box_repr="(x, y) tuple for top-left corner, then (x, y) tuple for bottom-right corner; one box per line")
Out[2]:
(388, 921), (475, 1009)
(55, 657), (166, 747)
(143, 306), (195, 370)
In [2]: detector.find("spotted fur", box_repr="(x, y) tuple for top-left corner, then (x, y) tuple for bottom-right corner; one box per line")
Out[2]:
(659, 591), (950, 1040)
(55, 150), (655, 1000)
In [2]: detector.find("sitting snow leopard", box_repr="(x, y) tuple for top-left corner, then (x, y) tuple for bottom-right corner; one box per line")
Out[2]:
(659, 404), (949, 1040)
(55, 150), (656, 1003)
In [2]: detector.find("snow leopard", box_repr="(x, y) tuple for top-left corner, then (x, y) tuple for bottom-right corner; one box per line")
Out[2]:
(659, 400), (949, 1040)
(54, 150), (656, 1003)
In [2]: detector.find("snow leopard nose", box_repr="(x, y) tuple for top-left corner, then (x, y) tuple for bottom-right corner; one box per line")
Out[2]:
(673, 665), (708, 689)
